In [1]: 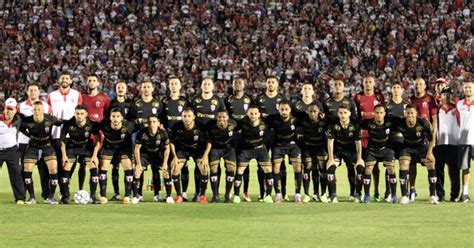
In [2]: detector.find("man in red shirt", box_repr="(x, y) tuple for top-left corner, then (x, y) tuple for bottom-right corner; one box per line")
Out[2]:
(409, 78), (438, 202)
(353, 75), (384, 202)
(78, 74), (110, 191)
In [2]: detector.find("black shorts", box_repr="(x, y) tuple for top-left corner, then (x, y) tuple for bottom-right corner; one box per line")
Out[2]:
(272, 143), (301, 161)
(66, 147), (92, 163)
(399, 145), (428, 161)
(302, 145), (328, 164)
(389, 142), (404, 159)
(100, 148), (132, 161)
(333, 147), (357, 166)
(457, 145), (473, 170)
(176, 149), (204, 161)
(140, 155), (164, 170)
(237, 146), (270, 166)
(24, 146), (56, 164)
(209, 147), (236, 164)
(364, 147), (395, 164)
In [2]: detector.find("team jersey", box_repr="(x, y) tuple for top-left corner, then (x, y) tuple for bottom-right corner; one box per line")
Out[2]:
(327, 121), (361, 150)
(19, 114), (62, 148)
(298, 115), (328, 149)
(323, 96), (358, 124)
(192, 94), (225, 126)
(456, 99), (474, 145)
(170, 122), (205, 151)
(205, 119), (238, 149)
(129, 97), (162, 129)
(266, 114), (299, 146)
(0, 114), (22, 149)
(237, 117), (269, 150)
(291, 99), (323, 115)
(353, 92), (384, 120)
(398, 117), (433, 148)
(360, 118), (397, 150)
(384, 98), (409, 143)
(82, 92), (110, 122)
(255, 93), (284, 117)
(17, 99), (53, 144)
(225, 94), (252, 123)
(47, 88), (83, 139)
(437, 104), (459, 145)
(410, 93), (438, 123)
(135, 128), (170, 155)
(99, 119), (135, 150)
(161, 96), (189, 131)
(60, 117), (99, 149)
(109, 98), (133, 120)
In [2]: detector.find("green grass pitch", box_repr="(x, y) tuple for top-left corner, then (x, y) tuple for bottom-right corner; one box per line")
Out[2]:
(0, 161), (473, 247)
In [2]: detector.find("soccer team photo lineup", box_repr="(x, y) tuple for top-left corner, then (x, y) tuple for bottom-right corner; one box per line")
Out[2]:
(0, 1), (473, 208)
(1, 72), (473, 206)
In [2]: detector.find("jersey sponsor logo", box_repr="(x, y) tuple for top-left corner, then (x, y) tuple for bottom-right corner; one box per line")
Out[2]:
(195, 98), (202, 104)
(153, 102), (160, 107)
(244, 98), (250, 104)
(211, 99), (218, 105)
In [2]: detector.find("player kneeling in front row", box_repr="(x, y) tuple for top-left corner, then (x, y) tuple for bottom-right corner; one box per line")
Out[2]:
(170, 108), (207, 203)
(326, 104), (365, 203)
(60, 105), (101, 204)
(203, 111), (237, 203)
(133, 116), (171, 203)
(360, 105), (397, 204)
(398, 104), (438, 204)
(94, 108), (136, 204)
(234, 105), (274, 203)
(20, 101), (63, 204)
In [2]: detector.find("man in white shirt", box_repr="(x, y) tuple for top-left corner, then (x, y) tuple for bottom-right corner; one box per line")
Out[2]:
(435, 87), (460, 202)
(457, 79), (474, 203)
(0, 98), (26, 204)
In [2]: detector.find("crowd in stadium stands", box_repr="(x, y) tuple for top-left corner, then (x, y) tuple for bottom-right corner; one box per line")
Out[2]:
(0, 1), (472, 105)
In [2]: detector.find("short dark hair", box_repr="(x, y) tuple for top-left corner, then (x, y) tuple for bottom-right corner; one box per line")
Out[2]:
(338, 103), (351, 111)
(374, 104), (385, 110)
(27, 83), (40, 90)
(33, 101), (43, 107)
(182, 107), (194, 114)
(110, 107), (123, 115)
(75, 105), (88, 111)
(60, 71), (71, 78)
(278, 99), (291, 107)
(405, 104), (417, 111)
(248, 104), (261, 112)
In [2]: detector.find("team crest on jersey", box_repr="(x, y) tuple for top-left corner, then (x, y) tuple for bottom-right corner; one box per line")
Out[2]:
(121, 133), (126, 139)
(296, 103), (303, 110)
(335, 125), (341, 131)
(152, 108), (157, 114)
(45, 126), (50, 133)
(95, 101), (101, 107)
(259, 98), (265, 103)
(416, 132), (421, 137)
(349, 132), (353, 137)
(178, 105), (183, 113)
(84, 131), (90, 138)
(422, 102), (427, 108)
(291, 125), (295, 130)
(210, 105), (216, 111)
(228, 131), (233, 137)
(374, 100), (379, 105)
(156, 140), (161, 145)
(385, 129), (390, 134)
(193, 135), (199, 141)
(318, 127), (323, 133)
(259, 131), (264, 136)
(243, 104), (249, 111)
(124, 108), (129, 114)
(195, 98), (202, 104)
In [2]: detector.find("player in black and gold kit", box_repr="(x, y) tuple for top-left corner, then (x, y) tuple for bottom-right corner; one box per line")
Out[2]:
(133, 115), (171, 204)
(398, 104), (438, 205)
(170, 108), (207, 204)
(94, 108), (136, 204)
(233, 105), (274, 204)
(326, 104), (365, 203)
(60, 105), (100, 204)
(267, 100), (303, 203)
(20, 101), (63, 204)
(203, 111), (237, 203)
(225, 77), (253, 201)
(298, 103), (329, 203)
(161, 76), (191, 200)
(191, 77), (225, 201)
(360, 105), (397, 204)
